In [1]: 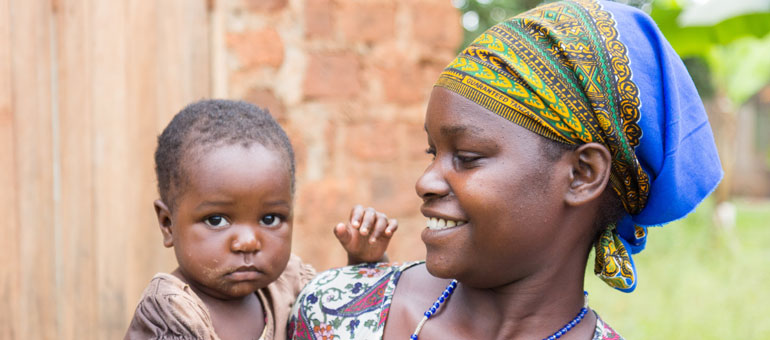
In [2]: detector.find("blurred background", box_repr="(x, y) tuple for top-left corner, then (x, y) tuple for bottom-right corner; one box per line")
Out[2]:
(1, 0), (768, 338)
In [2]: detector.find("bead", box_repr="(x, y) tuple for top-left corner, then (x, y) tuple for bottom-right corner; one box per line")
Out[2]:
(538, 292), (590, 340)
(424, 311), (431, 318)
(410, 335), (418, 340)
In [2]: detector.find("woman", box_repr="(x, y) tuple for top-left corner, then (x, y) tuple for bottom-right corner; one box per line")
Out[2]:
(289, 0), (722, 339)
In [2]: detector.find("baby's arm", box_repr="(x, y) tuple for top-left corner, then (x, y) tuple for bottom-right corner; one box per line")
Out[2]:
(333, 205), (398, 265)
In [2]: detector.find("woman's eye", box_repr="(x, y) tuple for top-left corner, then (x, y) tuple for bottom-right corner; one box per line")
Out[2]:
(425, 147), (436, 159)
(204, 215), (230, 228)
(260, 214), (283, 227)
(455, 152), (482, 165)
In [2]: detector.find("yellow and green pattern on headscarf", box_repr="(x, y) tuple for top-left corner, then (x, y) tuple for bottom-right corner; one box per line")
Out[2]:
(435, 0), (649, 291)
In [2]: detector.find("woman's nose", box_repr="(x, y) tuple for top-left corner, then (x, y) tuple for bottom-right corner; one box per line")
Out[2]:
(230, 225), (260, 253)
(415, 160), (450, 201)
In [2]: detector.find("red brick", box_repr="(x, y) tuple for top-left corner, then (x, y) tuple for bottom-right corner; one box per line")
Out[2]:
(369, 173), (422, 218)
(402, 122), (431, 161)
(337, 1), (396, 43)
(293, 178), (358, 268)
(240, 0), (287, 12)
(243, 88), (287, 123)
(411, 2), (463, 49)
(345, 121), (399, 161)
(283, 125), (308, 194)
(380, 58), (448, 105)
(303, 53), (361, 99)
(305, 0), (334, 39)
(226, 29), (284, 69)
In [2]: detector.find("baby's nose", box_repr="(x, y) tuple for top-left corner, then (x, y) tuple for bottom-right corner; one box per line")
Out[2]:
(230, 225), (260, 253)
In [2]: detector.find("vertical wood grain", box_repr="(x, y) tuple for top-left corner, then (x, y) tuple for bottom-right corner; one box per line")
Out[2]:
(156, 0), (211, 128)
(90, 0), (128, 337)
(9, 0), (56, 338)
(54, 0), (96, 339)
(0, 0), (20, 338)
(122, 0), (165, 321)
(2, 0), (215, 337)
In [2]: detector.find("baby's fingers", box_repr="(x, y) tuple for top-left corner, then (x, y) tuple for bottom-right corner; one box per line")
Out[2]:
(349, 205), (365, 228)
(385, 218), (398, 236)
(368, 212), (389, 243)
(334, 222), (352, 245)
(358, 207), (377, 236)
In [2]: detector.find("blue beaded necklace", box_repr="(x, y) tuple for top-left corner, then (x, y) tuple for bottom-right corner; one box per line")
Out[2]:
(409, 281), (589, 340)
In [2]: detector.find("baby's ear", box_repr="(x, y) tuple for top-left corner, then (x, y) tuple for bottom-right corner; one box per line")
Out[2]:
(564, 142), (612, 207)
(154, 199), (174, 248)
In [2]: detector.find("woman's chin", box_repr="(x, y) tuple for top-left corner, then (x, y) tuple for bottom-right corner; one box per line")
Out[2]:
(423, 254), (461, 280)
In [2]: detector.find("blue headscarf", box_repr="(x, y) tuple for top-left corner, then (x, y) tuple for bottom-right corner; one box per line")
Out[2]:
(436, 0), (723, 291)
(605, 0), (723, 291)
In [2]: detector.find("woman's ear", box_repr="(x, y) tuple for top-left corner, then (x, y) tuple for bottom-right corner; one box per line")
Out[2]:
(154, 199), (174, 248)
(565, 142), (612, 207)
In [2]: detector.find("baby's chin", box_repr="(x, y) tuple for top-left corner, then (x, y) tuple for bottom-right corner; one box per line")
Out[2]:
(209, 281), (264, 300)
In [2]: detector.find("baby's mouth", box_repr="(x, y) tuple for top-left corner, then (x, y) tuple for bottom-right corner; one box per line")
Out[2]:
(426, 217), (467, 230)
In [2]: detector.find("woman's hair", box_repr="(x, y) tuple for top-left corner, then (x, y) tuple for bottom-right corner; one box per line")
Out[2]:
(154, 99), (295, 209)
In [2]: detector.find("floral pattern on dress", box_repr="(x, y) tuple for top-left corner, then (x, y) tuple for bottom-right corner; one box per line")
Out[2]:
(594, 313), (625, 340)
(288, 261), (624, 340)
(288, 262), (420, 340)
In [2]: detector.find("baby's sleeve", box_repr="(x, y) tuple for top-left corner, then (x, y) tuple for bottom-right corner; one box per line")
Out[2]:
(124, 274), (219, 340)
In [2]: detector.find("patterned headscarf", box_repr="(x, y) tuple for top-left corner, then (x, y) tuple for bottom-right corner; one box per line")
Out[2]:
(435, 0), (722, 292)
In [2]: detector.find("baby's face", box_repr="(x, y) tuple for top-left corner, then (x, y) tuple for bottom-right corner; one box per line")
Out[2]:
(164, 143), (292, 299)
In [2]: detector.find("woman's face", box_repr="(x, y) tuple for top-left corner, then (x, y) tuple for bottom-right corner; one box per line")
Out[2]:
(416, 87), (571, 288)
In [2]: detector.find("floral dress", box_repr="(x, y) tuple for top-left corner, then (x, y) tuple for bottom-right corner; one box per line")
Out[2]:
(288, 262), (624, 340)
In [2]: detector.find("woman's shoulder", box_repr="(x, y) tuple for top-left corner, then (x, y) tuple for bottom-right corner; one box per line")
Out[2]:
(288, 261), (423, 340)
(592, 311), (624, 340)
(124, 273), (219, 340)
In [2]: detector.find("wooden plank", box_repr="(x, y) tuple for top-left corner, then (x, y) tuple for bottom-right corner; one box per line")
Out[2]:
(90, 0), (128, 337)
(8, 0), (56, 338)
(0, 0), (20, 338)
(156, 0), (211, 128)
(54, 0), (96, 339)
(122, 0), (165, 324)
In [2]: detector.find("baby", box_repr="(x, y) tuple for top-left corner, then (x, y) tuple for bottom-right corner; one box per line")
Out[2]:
(124, 99), (398, 340)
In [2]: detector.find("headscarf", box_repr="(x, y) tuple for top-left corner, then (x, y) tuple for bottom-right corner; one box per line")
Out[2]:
(435, 0), (723, 292)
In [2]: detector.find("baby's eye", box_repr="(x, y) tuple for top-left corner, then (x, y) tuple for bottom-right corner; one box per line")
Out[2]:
(204, 215), (230, 228)
(260, 214), (283, 227)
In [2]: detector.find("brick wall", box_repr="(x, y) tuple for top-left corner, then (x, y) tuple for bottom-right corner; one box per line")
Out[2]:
(223, 0), (462, 270)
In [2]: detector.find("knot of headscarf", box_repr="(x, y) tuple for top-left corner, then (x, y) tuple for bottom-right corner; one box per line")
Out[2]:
(436, 0), (722, 292)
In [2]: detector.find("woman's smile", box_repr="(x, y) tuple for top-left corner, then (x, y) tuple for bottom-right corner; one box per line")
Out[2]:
(425, 216), (467, 230)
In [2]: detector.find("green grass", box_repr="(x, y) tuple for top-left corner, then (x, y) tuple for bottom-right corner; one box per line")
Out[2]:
(584, 199), (770, 339)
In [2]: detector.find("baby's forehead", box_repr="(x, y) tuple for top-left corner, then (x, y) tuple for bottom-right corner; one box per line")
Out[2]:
(170, 142), (293, 193)
(183, 140), (290, 165)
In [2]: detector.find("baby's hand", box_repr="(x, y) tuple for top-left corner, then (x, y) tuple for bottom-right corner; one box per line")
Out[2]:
(334, 205), (398, 265)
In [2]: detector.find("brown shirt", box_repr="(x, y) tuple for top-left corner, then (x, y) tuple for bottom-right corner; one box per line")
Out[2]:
(124, 254), (315, 340)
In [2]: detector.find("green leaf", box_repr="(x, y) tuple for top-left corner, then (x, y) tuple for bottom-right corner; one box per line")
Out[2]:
(708, 34), (770, 105)
(651, 6), (770, 58)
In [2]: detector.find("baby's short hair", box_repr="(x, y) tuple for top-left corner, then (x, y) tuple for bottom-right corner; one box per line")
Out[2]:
(154, 99), (295, 209)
